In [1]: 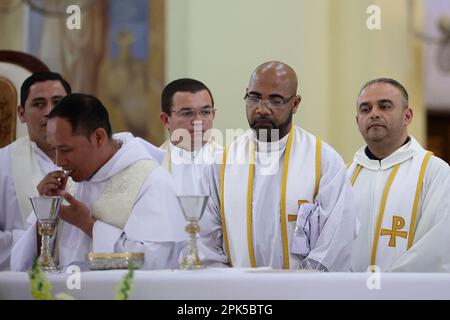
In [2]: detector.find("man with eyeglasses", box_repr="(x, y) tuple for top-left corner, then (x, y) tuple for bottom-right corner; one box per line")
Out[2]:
(159, 78), (222, 195)
(200, 61), (356, 271)
(349, 78), (450, 272)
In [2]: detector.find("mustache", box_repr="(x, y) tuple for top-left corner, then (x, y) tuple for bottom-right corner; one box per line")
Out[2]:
(250, 117), (277, 129)
(367, 122), (386, 129)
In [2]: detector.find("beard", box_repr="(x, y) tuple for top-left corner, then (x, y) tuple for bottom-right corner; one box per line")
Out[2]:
(249, 112), (292, 142)
(365, 126), (388, 142)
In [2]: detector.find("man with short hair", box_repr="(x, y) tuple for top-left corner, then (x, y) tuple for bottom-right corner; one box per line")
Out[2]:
(11, 94), (186, 271)
(201, 61), (356, 271)
(159, 78), (222, 194)
(0, 72), (71, 270)
(349, 78), (450, 272)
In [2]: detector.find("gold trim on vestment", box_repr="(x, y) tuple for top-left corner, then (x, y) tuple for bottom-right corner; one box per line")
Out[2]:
(370, 164), (401, 267)
(407, 151), (433, 249)
(220, 145), (232, 266)
(314, 138), (322, 198)
(351, 165), (363, 186)
(280, 127), (295, 269)
(247, 143), (256, 267)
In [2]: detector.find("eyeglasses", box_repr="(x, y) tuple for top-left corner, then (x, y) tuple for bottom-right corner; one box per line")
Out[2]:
(244, 93), (296, 109)
(171, 107), (216, 120)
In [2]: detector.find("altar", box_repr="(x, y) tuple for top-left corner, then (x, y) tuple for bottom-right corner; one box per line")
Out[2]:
(1, 268), (449, 300)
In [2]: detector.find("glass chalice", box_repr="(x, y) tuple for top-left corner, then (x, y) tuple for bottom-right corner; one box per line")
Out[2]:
(177, 195), (209, 270)
(29, 196), (62, 272)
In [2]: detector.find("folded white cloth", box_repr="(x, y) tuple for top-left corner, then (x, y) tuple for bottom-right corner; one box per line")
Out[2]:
(291, 202), (320, 257)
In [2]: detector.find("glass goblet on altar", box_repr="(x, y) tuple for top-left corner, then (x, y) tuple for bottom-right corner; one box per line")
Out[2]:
(176, 195), (209, 270)
(29, 196), (62, 272)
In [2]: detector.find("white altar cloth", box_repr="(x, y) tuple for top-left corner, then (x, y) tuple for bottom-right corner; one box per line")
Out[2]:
(1, 268), (449, 300)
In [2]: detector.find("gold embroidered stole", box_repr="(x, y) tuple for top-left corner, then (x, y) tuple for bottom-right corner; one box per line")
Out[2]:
(221, 127), (321, 269)
(349, 150), (432, 269)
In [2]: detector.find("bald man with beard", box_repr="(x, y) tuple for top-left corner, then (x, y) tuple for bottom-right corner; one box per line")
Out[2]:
(199, 61), (356, 271)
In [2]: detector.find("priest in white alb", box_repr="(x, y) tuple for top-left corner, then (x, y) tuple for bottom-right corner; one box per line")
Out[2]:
(349, 78), (450, 272)
(0, 72), (71, 270)
(159, 78), (222, 195)
(11, 94), (186, 271)
(201, 61), (356, 271)
(158, 78), (226, 266)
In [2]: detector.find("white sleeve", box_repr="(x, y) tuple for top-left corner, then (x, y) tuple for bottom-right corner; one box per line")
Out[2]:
(92, 221), (187, 270)
(92, 220), (122, 252)
(0, 230), (13, 270)
(197, 154), (229, 267)
(92, 167), (188, 270)
(10, 214), (38, 272)
(0, 159), (26, 270)
(135, 137), (165, 165)
(299, 143), (356, 272)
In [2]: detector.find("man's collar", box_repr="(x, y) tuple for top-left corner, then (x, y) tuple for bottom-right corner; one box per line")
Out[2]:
(354, 136), (423, 170)
(364, 136), (411, 161)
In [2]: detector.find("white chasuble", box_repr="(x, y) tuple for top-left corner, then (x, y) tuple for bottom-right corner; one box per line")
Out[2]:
(92, 159), (158, 229)
(221, 127), (320, 269)
(349, 142), (432, 271)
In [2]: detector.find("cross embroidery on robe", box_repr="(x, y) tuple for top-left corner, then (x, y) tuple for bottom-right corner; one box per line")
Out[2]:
(380, 216), (408, 247)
